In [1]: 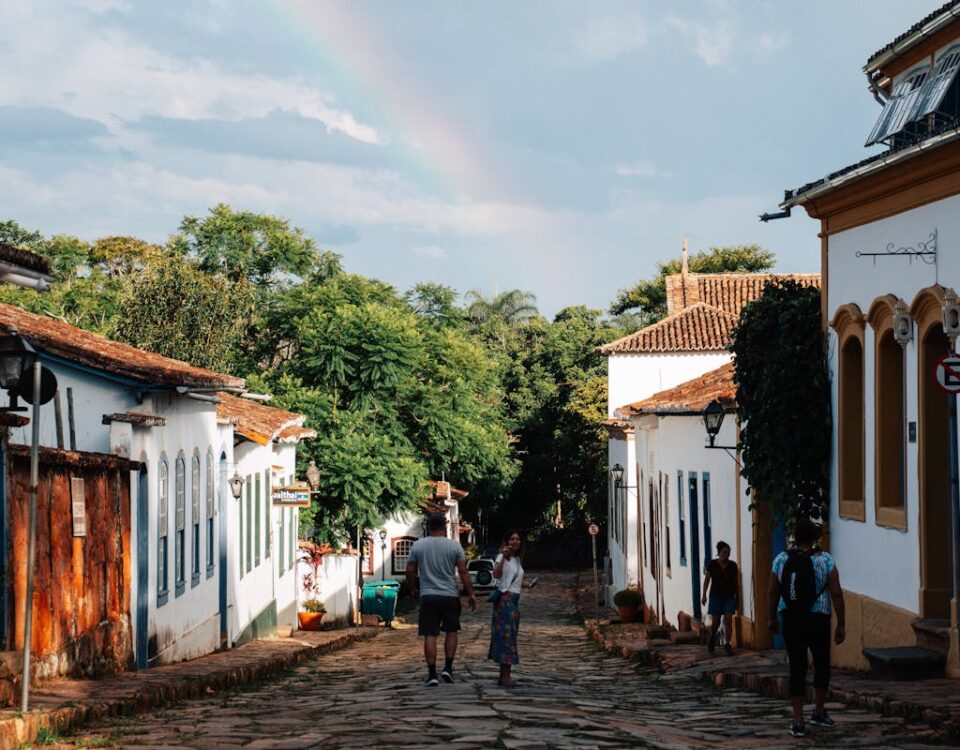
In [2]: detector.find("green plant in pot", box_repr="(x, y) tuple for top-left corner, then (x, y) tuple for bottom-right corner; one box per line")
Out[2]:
(613, 589), (642, 623)
(298, 544), (327, 630)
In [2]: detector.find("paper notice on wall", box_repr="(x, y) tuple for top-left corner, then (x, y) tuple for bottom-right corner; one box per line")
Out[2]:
(71, 477), (86, 537)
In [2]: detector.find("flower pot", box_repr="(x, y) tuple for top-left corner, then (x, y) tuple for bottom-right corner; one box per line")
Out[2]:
(617, 604), (639, 623)
(298, 611), (325, 631)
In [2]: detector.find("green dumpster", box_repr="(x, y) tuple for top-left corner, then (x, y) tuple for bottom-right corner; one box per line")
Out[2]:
(362, 580), (400, 626)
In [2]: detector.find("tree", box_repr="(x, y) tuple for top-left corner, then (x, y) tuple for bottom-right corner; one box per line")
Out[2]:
(112, 255), (253, 372)
(610, 244), (776, 318)
(464, 289), (538, 328)
(730, 280), (831, 524)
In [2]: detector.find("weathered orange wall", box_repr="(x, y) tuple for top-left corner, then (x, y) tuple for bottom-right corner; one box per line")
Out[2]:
(6, 445), (137, 680)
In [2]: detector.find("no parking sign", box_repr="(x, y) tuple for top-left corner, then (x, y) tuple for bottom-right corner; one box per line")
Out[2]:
(935, 355), (960, 395)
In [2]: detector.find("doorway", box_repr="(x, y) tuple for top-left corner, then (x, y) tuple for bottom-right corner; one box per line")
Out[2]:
(218, 452), (229, 648)
(135, 464), (149, 668)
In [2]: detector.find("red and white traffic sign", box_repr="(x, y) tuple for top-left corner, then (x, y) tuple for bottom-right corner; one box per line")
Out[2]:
(587, 523), (600, 536)
(935, 355), (960, 394)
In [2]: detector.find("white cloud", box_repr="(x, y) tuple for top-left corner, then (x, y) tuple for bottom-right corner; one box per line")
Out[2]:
(414, 246), (447, 260)
(575, 14), (650, 61)
(0, 3), (382, 144)
(616, 162), (672, 178)
(694, 19), (734, 67)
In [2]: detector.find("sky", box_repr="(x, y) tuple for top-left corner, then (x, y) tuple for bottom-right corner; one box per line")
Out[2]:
(0, 0), (935, 316)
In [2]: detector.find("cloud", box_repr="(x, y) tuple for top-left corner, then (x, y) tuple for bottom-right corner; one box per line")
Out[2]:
(414, 245), (447, 260)
(0, 4), (382, 144)
(616, 162), (672, 179)
(575, 14), (650, 61)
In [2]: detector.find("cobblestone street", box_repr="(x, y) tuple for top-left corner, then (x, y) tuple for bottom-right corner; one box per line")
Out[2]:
(54, 573), (956, 749)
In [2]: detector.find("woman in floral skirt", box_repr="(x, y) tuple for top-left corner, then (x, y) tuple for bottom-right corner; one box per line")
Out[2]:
(488, 529), (526, 686)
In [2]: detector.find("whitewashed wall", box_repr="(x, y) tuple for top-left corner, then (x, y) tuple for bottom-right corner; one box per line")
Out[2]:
(826, 196), (960, 614)
(607, 352), (730, 417)
(297, 552), (359, 628)
(633, 416), (748, 628)
(366, 501), (461, 583)
(606, 435), (638, 603)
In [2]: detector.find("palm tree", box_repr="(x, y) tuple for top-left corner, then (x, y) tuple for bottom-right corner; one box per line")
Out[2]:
(464, 289), (539, 329)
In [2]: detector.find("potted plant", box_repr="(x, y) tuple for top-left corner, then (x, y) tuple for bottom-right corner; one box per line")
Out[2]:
(298, 543), (327, 631)
(613, 589), (642, 623)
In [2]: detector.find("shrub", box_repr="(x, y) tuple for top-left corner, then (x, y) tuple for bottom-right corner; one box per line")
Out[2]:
(613, 589), (642, 607)
(303, 599), (326, 613)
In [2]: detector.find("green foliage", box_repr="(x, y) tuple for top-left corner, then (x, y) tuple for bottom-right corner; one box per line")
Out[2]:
(610, 244), (775, 317)
(613, 588), (642, 607)
(730, 280), (831, 523)
(112, 255), (254, 372)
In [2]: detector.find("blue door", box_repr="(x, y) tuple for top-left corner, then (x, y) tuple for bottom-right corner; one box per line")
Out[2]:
(135, 466), (149, 668)
(218, 453), (228, 649)
(688, 473), (702, 621)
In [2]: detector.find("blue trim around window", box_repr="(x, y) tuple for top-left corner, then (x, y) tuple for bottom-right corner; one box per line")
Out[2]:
(677, 470), (687, 566)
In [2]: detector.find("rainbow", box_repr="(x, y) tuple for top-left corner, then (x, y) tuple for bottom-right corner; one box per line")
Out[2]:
(256, 0), (511, 203)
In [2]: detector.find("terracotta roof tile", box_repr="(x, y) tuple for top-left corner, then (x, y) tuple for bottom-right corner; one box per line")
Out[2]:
(598, 303), (738, 354)
(216, 394), (308, 445)
(277, 424), (318, 443)
(0, 243), (50, 274)
(0, 303), (244, 390)
(692, 273), (820, 316)
(617, 362), (736, 417)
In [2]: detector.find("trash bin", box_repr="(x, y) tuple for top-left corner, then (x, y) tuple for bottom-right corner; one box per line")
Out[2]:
(361, 580), (400, 626)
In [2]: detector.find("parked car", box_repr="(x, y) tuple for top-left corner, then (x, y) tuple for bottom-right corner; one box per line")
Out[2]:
(467, 558), (497, 589)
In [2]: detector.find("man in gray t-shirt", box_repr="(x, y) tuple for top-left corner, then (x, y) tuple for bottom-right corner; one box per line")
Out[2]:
(406, 513), (477, 686)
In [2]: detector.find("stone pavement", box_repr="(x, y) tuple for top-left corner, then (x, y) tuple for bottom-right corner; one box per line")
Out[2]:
(577, 572), (960, 736)
(0, 628), (377, 750)
(49, 572), (957, 749)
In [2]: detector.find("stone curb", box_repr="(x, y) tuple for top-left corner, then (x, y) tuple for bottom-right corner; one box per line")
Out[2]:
(0, 629), (378, 749)
(573, 573), (960, 734)
(703, 668), (958, 732)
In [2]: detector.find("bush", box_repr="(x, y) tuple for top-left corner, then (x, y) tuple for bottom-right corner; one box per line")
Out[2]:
(613, 589), (642, 607)
(302, 599), (326, 613)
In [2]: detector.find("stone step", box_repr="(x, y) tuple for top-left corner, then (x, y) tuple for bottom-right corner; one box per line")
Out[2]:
(646, 626), (669, 640)
(669, 630), (701, 645)
(911, 618), (951, 656)
(862, 646), (945, 680)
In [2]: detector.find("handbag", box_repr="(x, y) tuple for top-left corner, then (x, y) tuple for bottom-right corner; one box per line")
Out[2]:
(488, 589), (503, 605)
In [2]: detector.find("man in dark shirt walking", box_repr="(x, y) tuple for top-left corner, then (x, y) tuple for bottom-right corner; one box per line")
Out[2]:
(406, 514), (477, 685)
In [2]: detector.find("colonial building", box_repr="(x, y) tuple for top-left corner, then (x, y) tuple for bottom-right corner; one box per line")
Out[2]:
(772, 0), (960, 674)
(599, 253), (817, 611)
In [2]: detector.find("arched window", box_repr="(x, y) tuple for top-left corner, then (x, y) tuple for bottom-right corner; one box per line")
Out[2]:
(868, 297), (906, 529)
(831, 304), (866, 521)
(206, 450), (215, 573)
(157, 456), (169, 604)
(175, 452), (186, 594)
(392, 536), (417, 575)
(191, 452), (201, 584)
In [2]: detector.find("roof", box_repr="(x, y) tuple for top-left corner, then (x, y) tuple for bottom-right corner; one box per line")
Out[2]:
(0, 304), (244, 390)
(598, 303), (738, 354)
(277, 424), (318, 443)
(102, 412), (167, 427)
(216, 393), (312, 445)
(617, 362), (736, 417)
(0, 243), (49, 274)
(691, 273), (820, 316)
(865, 1), (960, 70)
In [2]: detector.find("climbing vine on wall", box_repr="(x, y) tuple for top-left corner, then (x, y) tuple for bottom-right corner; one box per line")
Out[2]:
(731, 280), (831, 524)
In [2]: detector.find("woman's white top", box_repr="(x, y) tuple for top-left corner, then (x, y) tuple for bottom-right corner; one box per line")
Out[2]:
(495, 553), (524, 594)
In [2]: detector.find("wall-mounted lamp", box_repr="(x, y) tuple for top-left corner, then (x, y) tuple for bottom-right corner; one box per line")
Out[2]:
(893, 299), (913, 347)
(306, 459), (321, 492)
(701, 400), (740, 464)
(610, 463), (624, 486)
(228, 473), (244, 499)
(943, 288), (960, 344)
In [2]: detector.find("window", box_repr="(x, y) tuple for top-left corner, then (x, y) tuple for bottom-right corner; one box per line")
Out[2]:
(832, 305), (866, 520)
(175, 453), (186, 595)
(264, 469), (271, 559)
(677, 471), (686, 566)
(206, 451), (215, 573)
(245, 475), (252, 573)
(191, 452), (201, 585)
(866, 65), (930, 146)
(254, 472), (261, 567)
(663, 473), (671, 574)
(363, 537), (375, 576)
(157, 458), (169, 605)
(910, 46), (960, 127)
(289, 508), (296, 571)
(279, 501), (286, 574)
(874, 311), (906, 529)
(392, 537), (416, 574)
(239, 474), (244, 580)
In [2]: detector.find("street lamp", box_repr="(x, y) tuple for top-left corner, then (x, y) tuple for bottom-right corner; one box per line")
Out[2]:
(228, 473), (244, 500)
(610, 463), (624, 487)
(702, 400), (726, 448)
(306, 460), (320, 492)
(893, 299), (913, 347)
(379, 529), (387, 581)
(0, 330), (36, 410)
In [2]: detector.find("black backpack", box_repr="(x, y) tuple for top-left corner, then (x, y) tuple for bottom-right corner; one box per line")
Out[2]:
(780, 550), (822, 616)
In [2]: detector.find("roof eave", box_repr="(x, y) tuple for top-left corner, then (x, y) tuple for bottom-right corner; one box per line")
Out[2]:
(865, 3), (960, 73)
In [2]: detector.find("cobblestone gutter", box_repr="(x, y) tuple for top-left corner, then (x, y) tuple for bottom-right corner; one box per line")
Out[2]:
(0, 628), (378, 749)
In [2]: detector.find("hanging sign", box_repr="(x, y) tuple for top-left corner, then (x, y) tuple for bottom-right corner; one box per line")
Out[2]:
(935, 355), (960, 395)
(271, 481), (311, 507)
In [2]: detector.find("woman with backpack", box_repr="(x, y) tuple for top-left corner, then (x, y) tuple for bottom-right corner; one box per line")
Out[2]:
(701, 540), (739, 655)
(767, 518), (846, 739)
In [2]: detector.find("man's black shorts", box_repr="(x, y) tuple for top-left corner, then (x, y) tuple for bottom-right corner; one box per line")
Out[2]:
(418, 595), (461, 636)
